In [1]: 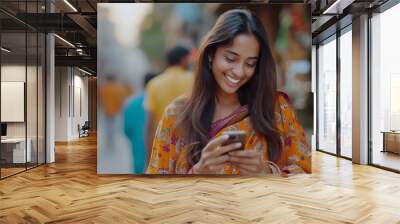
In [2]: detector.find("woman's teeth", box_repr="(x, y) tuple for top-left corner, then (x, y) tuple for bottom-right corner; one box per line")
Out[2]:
(225, 75), (240, 84)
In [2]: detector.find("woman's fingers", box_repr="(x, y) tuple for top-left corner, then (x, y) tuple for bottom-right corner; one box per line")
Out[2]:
(228, 150), (265, 174)
(204, 135), (229, 152)
(200, 137), (264, 174)
(204, 154), (230, 167)
(236, 164), (258, 174)
(208, 164), (226, 172)
(228, 149), (259, 158)
(210, 142), (242, 157)
(229, 156), (260, 165)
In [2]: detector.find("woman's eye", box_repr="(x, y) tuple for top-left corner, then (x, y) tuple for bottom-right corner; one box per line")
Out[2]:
(224, 56), (235, 62)
(247, 62), (257, 68)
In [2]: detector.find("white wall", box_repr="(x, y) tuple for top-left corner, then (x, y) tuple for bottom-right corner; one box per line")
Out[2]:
(54, 67), (89, 141)
(1, 65), (35, 137)
(72, 74), (89, 138)
(1, 63), (46, 164)
(1, 66), (26, 138)
(1, 65), (26, 81)
(55, 66), (69, 141)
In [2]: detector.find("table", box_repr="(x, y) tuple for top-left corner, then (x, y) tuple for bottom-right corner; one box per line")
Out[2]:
(1, 138), (32, 164)
(381, 131), (400, 154)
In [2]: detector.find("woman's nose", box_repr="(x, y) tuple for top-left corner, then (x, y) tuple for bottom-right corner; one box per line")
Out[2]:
(231, 63), (245, 78)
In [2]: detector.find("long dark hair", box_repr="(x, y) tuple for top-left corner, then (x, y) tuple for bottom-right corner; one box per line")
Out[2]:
(176, 9), (282, 166)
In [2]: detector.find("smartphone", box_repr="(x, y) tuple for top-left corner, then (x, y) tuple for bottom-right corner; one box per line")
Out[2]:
(221, 130), (246, 151)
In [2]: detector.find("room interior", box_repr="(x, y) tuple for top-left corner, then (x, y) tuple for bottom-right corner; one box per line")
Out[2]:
(0, 0), (400, 222)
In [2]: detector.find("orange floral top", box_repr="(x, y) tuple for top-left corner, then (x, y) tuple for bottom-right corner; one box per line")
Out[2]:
(146, 92), (311, 175)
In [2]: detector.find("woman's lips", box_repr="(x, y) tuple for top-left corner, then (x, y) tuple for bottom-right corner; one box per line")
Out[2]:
(224, 73), (240, 87)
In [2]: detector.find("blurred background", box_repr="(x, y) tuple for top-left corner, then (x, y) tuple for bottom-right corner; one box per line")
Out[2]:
(97, 3), (312, 174)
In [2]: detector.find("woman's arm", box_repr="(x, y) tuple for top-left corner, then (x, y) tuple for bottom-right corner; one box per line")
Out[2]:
(146, 109), (175, 174)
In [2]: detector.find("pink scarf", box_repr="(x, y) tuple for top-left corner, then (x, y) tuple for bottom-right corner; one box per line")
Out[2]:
(208, 105), (249, 138)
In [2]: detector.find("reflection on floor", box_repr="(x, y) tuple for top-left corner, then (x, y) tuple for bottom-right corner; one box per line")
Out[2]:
(373, 150), (400, 171)
(0, 167), (25, 177)
(0, 162), (43, 178)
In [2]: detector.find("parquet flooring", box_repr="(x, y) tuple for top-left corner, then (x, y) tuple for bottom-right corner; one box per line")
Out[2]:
(1, 167), (25, 178)
(372, 151), (400, 171)
(0, 135), (400, 223)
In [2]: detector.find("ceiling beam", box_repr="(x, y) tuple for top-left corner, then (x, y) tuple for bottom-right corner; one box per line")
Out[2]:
(55, 55), (96, 71)
(67, 13), (97, 39)
(322, 0), (356, 15)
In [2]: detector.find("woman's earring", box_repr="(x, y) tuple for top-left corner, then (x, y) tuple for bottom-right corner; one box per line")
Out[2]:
(208, 56), (212, 68)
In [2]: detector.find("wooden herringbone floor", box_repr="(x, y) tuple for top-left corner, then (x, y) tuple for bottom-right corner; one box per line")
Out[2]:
(1, 135), (400, 224)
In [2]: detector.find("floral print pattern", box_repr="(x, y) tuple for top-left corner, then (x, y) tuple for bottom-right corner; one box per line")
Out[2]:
(146, 92), (311, 175)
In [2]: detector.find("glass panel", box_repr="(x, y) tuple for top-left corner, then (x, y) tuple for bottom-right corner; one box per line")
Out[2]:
(318, 37), (337, 154)
(340, 29), (352, 158)
(38, 1), (46, 14)
(0, 1), (46, 178)
(38, 32), (45, 165)
(312, 45), (317, 151)
(27, 31), (38, 169)
(371, 4), (400, 171)
(25, 0), (39, 170)
(1, 30), (27, 177)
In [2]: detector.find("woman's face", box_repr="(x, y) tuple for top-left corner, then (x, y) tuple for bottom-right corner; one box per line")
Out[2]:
(211, 33), (260, 96)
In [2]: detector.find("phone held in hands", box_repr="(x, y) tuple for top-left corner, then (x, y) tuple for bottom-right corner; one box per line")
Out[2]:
(221, 130), (246, 151)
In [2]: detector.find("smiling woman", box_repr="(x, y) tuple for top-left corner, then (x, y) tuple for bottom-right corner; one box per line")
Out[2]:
(146, 9), (311, 175)
(212, 34), (259, 95)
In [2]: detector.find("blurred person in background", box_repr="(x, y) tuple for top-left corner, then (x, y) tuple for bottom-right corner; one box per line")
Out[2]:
(99, 76), (134, 118)
(124, 72), (158, 173)
(146, 9), (310, 175)
(99, 75), (134, 150)
(144, 45), (194, 162)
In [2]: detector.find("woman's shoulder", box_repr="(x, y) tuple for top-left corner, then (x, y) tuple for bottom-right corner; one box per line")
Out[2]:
(275, 91), (295, 117)
(163, 95), (190, 117)
(276, 91), (292, 106)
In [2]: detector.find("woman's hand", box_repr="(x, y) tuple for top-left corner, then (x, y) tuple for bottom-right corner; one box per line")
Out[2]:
(192, 135), (242, 174)
(228, 150), (271, 175)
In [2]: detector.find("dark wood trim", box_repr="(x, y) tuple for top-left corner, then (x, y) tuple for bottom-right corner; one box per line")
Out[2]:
(316, 149), (338, 157)
(369, 164), (400, 174)
(367, 11), (373, 166)
(336, 29), (341, 157)
(315, 44), (319, 151)
(317, 149), (352, 161)
(44, 32), (47, 164)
